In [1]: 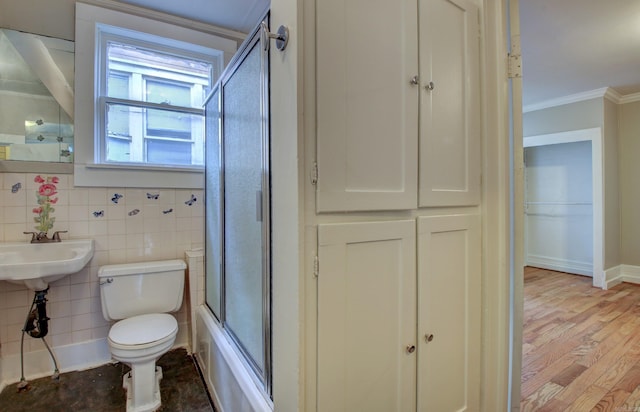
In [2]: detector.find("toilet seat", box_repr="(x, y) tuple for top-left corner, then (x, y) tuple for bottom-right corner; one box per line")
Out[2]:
(109, 313), (178, 350)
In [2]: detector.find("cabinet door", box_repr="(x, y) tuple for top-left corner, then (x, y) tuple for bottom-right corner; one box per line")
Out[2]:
(317, 220), (417, 412)
(316, 0), (419, 212)
(417, 215), (481, 411)
(419, 0), (481, 207)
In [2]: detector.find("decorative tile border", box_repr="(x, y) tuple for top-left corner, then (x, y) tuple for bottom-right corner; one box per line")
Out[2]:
(111, 193), (123, 204)
(185, 194), (197, 206)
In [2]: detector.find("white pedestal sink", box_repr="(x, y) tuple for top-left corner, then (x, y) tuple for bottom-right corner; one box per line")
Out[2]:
(0, 239), (94, 290)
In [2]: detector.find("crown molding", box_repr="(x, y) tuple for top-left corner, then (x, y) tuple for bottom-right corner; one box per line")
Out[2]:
(523, 88), (609, 112)
(523, 87), (640, 113)
(619, 92), (640, 105)
(604, 87), (622, 103)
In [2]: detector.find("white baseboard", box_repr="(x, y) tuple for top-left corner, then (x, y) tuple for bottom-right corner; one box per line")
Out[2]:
(604, 265), (640, 290)
(526, 255), (593, 277)
(0, 338), (112, 390)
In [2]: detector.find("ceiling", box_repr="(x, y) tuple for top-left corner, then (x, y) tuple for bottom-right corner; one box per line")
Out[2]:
(116, 0), (270, 34)
(520, 0), (640, 108)
(115, 0), (640, 109)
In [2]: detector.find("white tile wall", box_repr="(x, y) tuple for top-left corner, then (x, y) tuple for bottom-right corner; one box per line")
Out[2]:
(0, 173), (204, 357)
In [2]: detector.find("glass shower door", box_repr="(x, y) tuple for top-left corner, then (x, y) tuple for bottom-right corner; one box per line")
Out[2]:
(222, 39), (269, 376)
(204, 20), (271, 391)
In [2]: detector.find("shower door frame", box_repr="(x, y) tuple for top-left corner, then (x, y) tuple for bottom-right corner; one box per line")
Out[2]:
(203, 14), (272, 397)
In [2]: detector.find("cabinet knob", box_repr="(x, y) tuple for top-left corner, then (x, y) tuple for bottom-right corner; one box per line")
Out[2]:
(425, 333), (435, 343)
(424, 81), (435, 91)
(406, 344), (416, 354)
(409, 75), (420, 86)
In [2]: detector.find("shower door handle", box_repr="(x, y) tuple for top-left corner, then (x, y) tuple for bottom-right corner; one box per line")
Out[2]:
(256, 190), (263, 222)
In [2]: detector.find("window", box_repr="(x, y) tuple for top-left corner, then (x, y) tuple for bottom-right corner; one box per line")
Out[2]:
(99, 39), (211, 167)
(74, 3), (238, 187)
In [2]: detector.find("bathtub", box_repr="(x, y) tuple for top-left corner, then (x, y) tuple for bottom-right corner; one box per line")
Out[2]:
(185, 250), (272, 412)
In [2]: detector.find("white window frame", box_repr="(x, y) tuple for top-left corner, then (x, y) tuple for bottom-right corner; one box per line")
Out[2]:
(74, 2), (238, 188)
(98, 34), (210, 166)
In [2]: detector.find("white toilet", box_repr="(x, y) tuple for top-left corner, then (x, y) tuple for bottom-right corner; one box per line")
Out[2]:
(98, 259), (186, 412)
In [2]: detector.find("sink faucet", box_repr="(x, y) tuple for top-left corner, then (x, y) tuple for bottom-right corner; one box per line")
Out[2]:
(24, 231), (68, 243)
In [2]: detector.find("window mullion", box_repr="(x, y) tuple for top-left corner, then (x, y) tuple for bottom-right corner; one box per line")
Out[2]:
(103, 96), (205, 116)
(191, 84), (204, 165)
(131, 73), (144, 162)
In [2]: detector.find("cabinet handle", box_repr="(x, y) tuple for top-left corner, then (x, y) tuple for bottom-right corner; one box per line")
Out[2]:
(424, 81), (435, 91)
(425, 333), (435, 343)
(409, 75), (420, 86)
(406, 345), (416, 354)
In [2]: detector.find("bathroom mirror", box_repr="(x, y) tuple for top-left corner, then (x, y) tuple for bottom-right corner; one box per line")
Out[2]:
(0, 28), (74, 173)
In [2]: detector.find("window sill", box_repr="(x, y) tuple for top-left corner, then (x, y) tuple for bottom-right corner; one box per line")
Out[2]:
(74, 162), (204, 188)
(85, 162), (204, 173)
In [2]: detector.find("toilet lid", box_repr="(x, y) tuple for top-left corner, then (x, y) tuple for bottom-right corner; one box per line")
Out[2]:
(109, 313), (177, 346)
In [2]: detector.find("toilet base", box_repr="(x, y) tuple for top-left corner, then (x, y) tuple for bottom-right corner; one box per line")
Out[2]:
(123, 365), (163, 412)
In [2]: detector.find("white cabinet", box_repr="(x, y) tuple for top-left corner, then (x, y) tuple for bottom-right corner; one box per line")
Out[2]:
(316, 216), (481, 411)
(315, 0), (419, 212)
(417, 214), (481, 411)
(317, 220), (417, 412)
(316, 0), (480, 212)
(418, 0), (481, 207)
(314, 0), (482, 409)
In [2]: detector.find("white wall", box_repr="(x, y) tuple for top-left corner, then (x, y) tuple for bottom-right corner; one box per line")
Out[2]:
(619, 101), (640, 266)
(523, 98), (603, 136)
(269, 0), (303, 409)
(0, 0), (75, 41)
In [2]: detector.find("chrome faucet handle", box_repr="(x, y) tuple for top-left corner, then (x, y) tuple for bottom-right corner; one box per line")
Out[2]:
(52, 231), (68, 242)
(23, 231), (38, 242)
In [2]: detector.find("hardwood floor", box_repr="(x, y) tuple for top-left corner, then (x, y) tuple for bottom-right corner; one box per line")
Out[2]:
(521, 266), (640, 412)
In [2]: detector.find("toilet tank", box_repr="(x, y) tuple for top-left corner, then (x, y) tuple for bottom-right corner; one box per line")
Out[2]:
(98, 259), (186, 321)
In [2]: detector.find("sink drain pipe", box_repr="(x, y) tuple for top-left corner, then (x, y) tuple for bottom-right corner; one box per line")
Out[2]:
(17, 288), (60, 390)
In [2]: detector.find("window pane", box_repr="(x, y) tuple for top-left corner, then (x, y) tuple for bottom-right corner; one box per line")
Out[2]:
(107, 41), (212, 107)
(106, 136), (131, 163)
(146, 108), (191, 139)
(108, 72), (130, 99)
(147, 139), (191, 164)
(105, 103), (203, 166)
(106, 103), (141, 163)
(107, 100), (131, 138)
(223, 43), (265, 374)
(146, 79), (191, 106)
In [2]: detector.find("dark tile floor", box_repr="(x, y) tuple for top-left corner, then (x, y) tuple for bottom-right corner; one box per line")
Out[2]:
(0, 348), (214, 412)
